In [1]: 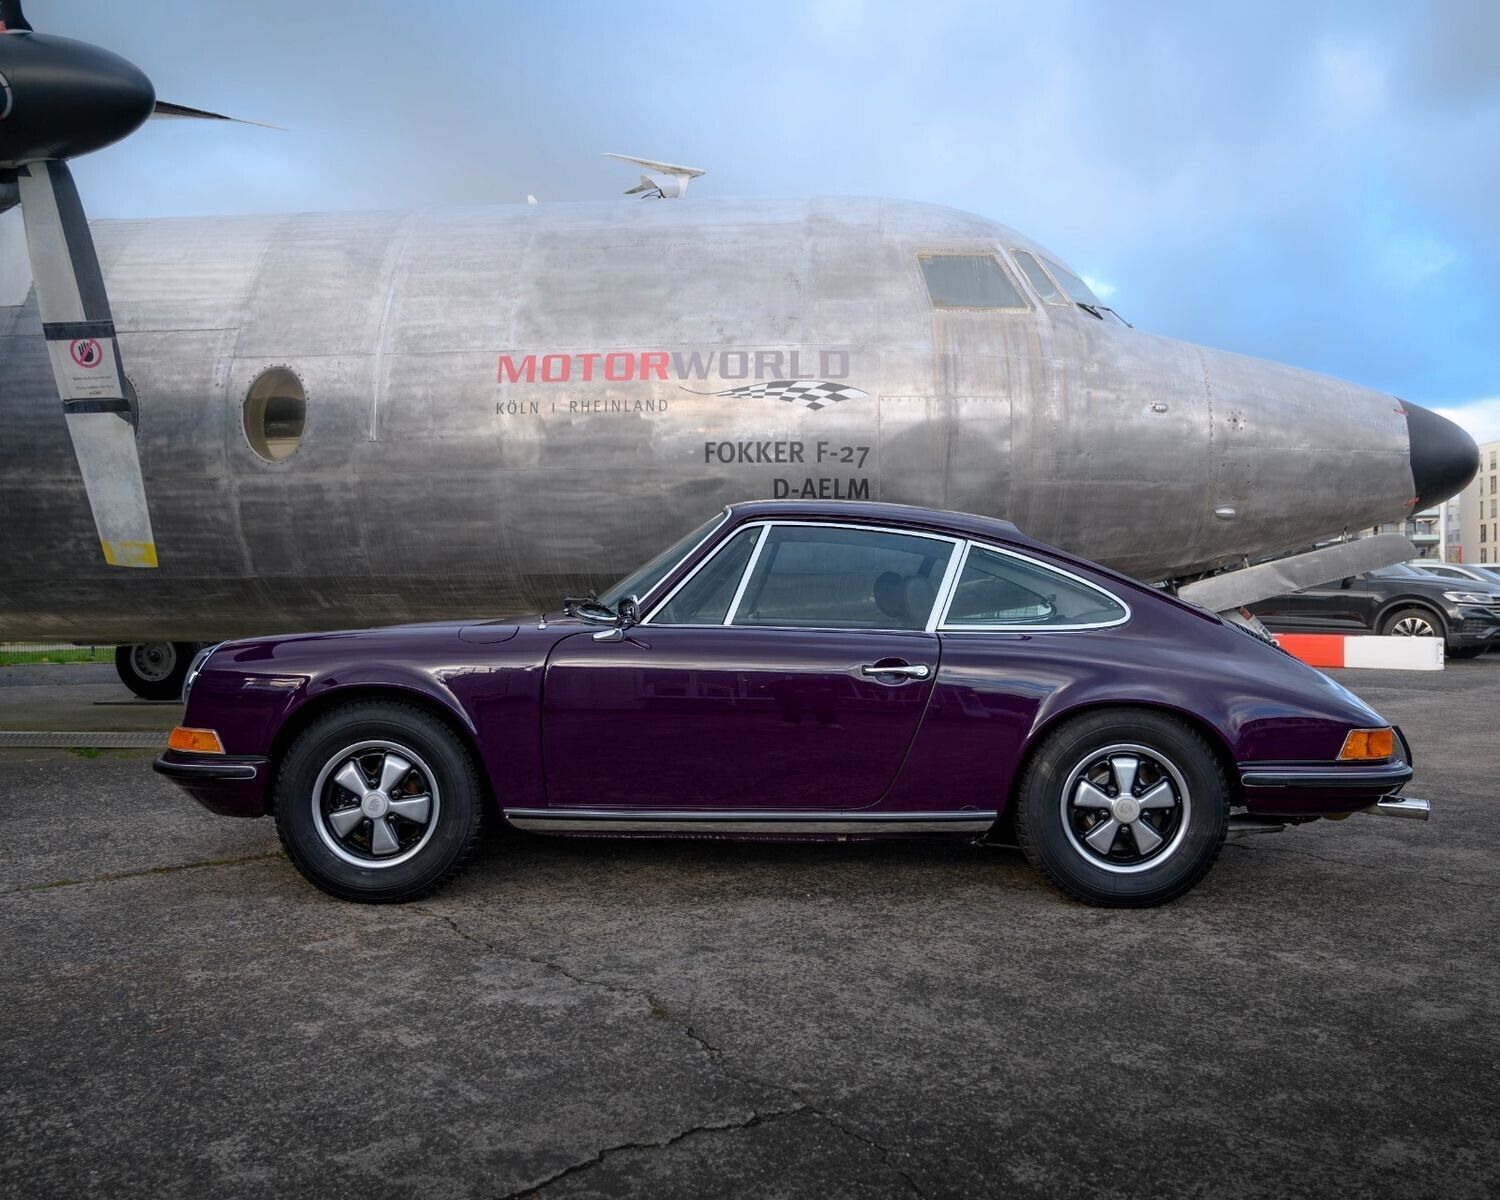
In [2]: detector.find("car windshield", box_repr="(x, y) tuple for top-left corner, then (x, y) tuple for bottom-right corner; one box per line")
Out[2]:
(1371, 564), (1426, 578)
(596, 512), (726, 610)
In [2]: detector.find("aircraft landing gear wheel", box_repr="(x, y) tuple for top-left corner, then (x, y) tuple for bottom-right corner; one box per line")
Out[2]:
(1015, 708), (1229, 908)
(115, 641), (198, 701)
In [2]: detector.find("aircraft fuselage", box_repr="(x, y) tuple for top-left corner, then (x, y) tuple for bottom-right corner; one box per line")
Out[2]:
(0, 197), (1447, 640)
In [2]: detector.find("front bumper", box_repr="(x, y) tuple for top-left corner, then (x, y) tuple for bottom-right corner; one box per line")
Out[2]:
(1451, 606), (1500, 646)
(153, 751), (270, 818)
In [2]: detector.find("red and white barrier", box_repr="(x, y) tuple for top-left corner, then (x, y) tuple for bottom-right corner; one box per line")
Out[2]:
(1274, 634), (1444, 671)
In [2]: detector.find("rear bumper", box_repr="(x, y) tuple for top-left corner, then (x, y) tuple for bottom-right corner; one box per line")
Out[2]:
(1240, 762), (1414, 790)
(153, 752), (270, 818)
(1238, 760), (1414, 817)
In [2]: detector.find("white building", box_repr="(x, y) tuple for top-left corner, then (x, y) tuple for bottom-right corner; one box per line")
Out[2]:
(1443, 439), (1500, 564)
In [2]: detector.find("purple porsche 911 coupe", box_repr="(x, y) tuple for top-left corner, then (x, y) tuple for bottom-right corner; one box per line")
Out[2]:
(155, 501), (1427, 907)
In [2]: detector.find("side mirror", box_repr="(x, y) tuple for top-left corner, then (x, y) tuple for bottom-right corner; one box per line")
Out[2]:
(1340, 577), (1354, 589)
(592, 595), (641, 642)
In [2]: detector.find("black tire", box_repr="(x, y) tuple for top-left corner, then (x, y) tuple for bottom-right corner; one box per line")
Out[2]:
(115, 641), (198, 701)
(1447, 645), (1485, 660)
(1014, 708), (1229, 908)
(273, 700), (485, 903)
(1379, 606), (1445, 641)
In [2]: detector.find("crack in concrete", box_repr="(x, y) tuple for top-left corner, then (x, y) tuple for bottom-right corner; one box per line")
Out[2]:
(494, 1104), (805, 1200)
(415, 905), (927, 1198)
(0, 850), (285, 896)
(1225, 841), (1498, 893)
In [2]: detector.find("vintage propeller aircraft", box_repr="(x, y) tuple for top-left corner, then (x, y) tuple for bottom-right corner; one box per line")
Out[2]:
(0, 1), (1479, 697)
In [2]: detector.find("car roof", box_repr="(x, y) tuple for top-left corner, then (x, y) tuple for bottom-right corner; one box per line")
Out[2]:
(725, 500), (1030, 546)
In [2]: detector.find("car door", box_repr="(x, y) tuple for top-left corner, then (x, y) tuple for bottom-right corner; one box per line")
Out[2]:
(541, 521), (959, 811)
(1265, 577), (1369, 631)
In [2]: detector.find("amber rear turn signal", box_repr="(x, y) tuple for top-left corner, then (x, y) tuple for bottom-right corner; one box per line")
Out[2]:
(1338, 727), (1394, 762)
(168, 726), (225, 754)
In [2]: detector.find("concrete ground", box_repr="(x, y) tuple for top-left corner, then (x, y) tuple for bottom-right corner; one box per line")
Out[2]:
(0, 661), (1496, 1199)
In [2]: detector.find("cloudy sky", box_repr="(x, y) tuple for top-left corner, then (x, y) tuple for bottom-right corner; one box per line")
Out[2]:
(42, 0), (1500, 440)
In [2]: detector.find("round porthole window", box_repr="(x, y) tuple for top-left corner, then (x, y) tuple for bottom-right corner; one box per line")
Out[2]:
(243, 367), (305, 461)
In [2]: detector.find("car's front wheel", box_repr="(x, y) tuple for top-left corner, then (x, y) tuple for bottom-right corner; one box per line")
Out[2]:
(274, 700), (485, 902)
(1379, 606), (1444, 641)
(1015, 708), (1229, 907)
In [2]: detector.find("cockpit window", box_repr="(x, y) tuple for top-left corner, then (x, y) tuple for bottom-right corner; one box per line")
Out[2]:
(1011, 250), (1068, 305)
(1043, 257), (1101, 305)
(1042, 256), (1130, 326)
(918, 254), (1030, 311)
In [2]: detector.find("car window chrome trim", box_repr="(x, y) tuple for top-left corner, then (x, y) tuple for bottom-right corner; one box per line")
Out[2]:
(925, 538), (969, 632)
(623, 505), (732, 616)
(502, 808), (998, 834)
(643, 519), (962, 632)
(722, 524), (771, 625)
(936, 539), (1133, 633)
(639, 521), (763, 626)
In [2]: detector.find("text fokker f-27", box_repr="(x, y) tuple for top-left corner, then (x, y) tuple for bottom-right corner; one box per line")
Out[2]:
(0, 0), (1478, 697)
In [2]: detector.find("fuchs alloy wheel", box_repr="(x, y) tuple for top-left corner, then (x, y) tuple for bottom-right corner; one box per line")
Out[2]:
(1015, 709), (1229, 907)
(115, 641), (198, 701)
(274, 700), (484, 902)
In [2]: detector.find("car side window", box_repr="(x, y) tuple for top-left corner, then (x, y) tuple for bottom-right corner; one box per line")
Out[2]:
(730, 525), (955, 630)
(943, 546), (1127, 628)
(653, 527), (761, 625)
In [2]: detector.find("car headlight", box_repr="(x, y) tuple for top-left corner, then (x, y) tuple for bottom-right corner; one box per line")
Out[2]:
(183, 642), (224, 700)
(1442, 591), (1494, 605)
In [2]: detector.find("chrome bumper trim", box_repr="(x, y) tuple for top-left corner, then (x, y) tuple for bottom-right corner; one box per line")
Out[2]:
(502, 809), (998, 834)
(152, 754), (260, 782)
(1240, 762), (1414, 789)
(1364, 795), (1430, 821)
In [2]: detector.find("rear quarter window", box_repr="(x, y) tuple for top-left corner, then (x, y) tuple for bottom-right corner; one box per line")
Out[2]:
(943, 546), (1128, 629)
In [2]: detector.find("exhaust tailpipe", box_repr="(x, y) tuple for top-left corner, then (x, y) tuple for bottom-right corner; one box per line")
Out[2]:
(1364, 796), (1430, 821)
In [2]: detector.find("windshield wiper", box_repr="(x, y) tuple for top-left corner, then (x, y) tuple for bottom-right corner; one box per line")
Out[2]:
(1076, 301), (1132, 328)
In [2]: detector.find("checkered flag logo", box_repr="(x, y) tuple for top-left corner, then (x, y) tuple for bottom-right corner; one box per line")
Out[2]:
(682, 379), (868, 412)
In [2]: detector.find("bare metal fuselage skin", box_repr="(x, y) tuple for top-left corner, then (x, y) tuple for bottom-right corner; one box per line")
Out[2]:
(0, 197), (1416, 641)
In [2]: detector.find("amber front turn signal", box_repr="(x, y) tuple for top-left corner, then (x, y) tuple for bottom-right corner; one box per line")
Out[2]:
(1338, 727), (1394, 762)
(168, 726), (225, 754)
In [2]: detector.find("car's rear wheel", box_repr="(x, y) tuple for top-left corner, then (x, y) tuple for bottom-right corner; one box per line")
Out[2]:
(274, 700), (485, 902)
(1015, 708), (1228, 907)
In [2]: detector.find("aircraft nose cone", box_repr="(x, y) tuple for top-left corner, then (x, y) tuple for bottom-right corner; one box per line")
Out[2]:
(1405, 401), (1479, 508)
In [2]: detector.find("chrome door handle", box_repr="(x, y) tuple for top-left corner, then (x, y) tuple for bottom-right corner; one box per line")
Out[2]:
(860, 663), (931, 680)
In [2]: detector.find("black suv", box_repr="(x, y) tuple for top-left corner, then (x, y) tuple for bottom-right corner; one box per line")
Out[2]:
(1249, 564), (1500, 659)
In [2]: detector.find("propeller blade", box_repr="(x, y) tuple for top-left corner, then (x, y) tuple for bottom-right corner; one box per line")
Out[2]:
(15, 160), (157, 568)
(150, 99), (285, 131)
(0, 0), (33, 33)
